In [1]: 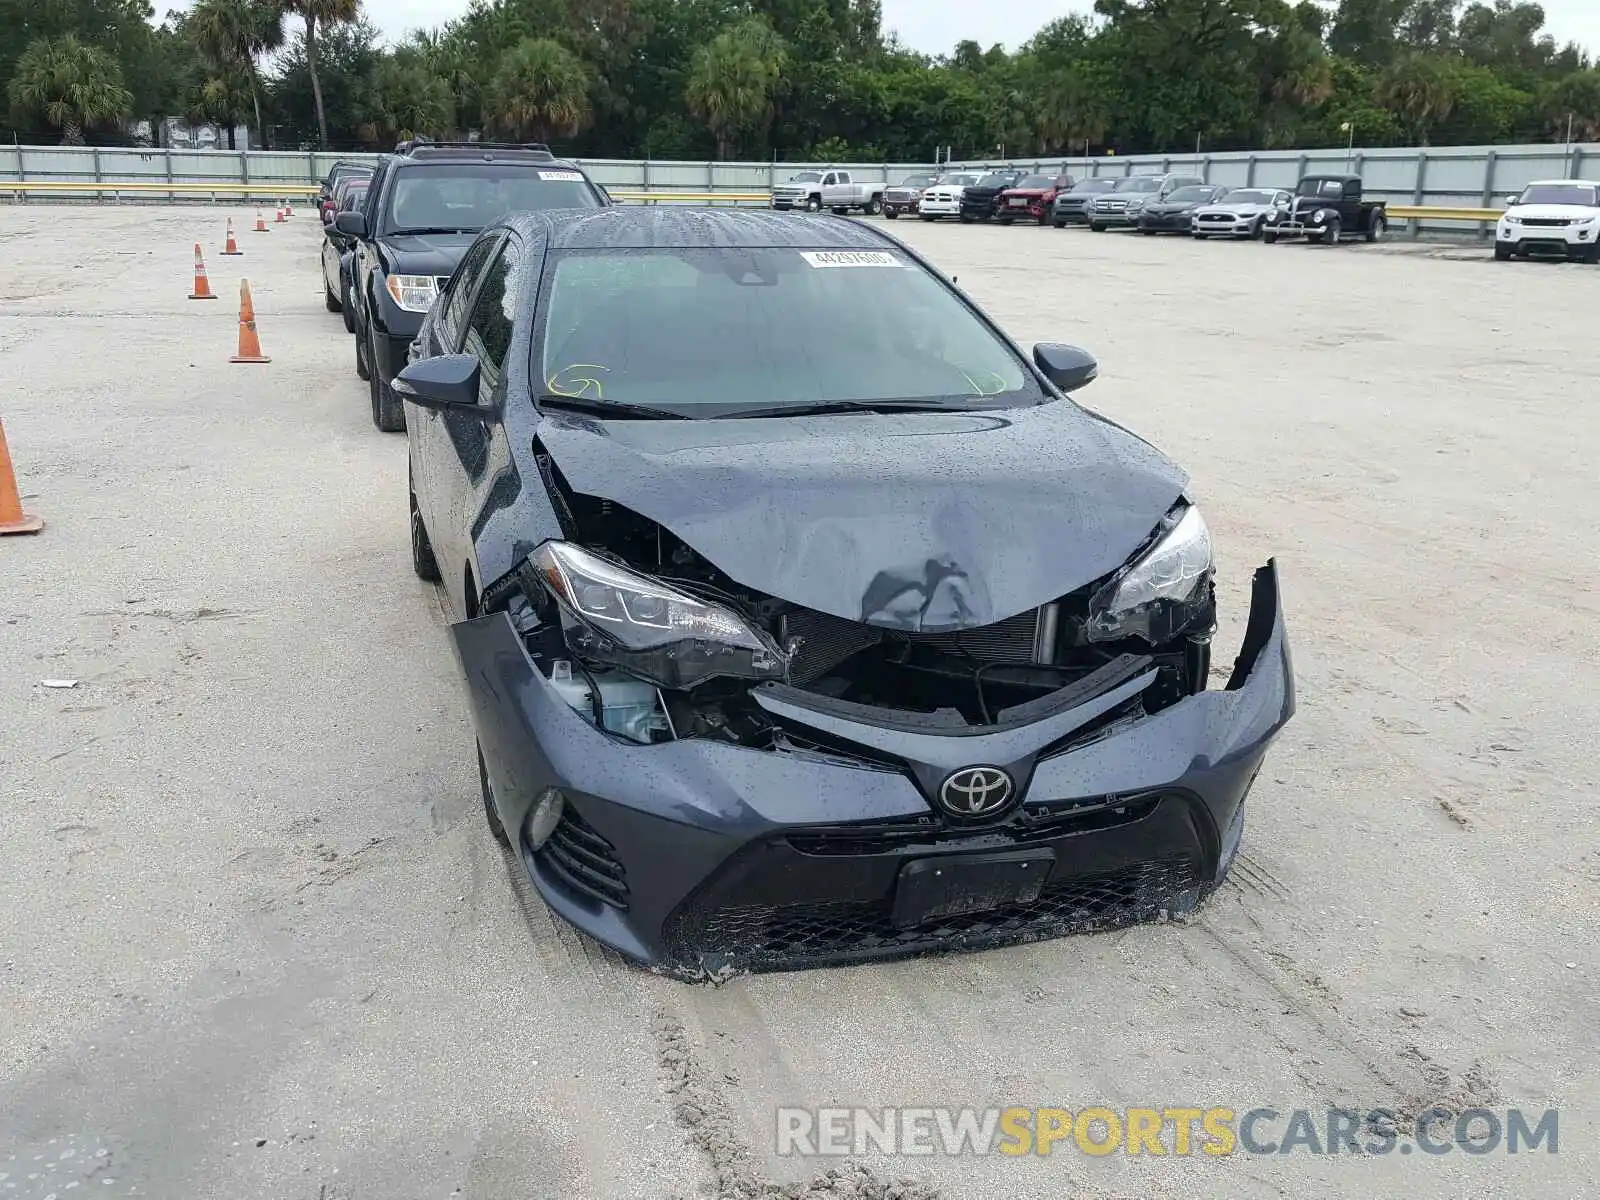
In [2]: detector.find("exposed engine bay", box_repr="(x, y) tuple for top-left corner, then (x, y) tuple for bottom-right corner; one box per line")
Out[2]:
(488, 456), (1217, 750)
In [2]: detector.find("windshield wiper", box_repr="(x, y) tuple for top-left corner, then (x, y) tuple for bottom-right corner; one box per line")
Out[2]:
(536, 393), (689, 420)
(387, 226), (476, 236)
(713, 398), (988, 420)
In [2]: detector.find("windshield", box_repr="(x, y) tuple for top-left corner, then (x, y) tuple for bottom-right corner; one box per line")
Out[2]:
(1516, 183), (1598, 206)
(1014, 175), (1054, 189)
(1165, 186), (1211, 203)
(1115, 177), (1162, 193)
(537, 247), (1037, 416)
(791, 172), (822, 183)
(340, 186), (368, 211)
(1297, 178), (1347, 197)
(976, 174), (1011, 188)
(896, 175), (935, 188)
(1071, 180), (1117, 194)
(938, 174), (979, 187)
(381, 163), (600, 234)
(1222, 189), (1277, 205)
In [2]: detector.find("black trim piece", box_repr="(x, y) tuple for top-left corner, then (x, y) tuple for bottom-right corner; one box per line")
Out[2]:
(1227, 560), (1279, 691)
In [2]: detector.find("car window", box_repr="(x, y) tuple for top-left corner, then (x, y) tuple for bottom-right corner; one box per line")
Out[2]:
(536, 246), (1038, 416)
(1517, 183), (1598, 205)
(899, 175), (934, 187)
(1015, 175), (1053, 189)
(441, 233), (502, 350)
(837, 172), (851, 184)
(821, 174), (835, 186)
(1165, 186), (1212, 203)
(383, 163), (600, 234)
(792, 172), (821, 183)
(462, 238), (521, 387)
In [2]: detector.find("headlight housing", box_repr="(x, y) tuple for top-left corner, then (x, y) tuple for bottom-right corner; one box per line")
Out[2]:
(1086, 505), (1215, 645)
(385, 273), (439, 312)
(531, 541), (786, 689)
(1503, 213), (1522, 224)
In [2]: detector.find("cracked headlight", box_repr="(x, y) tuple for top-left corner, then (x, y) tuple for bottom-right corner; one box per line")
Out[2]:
(385, 273), (439, 312)
(1086, 506), (1215, 645)
(531, 541), (786, 689)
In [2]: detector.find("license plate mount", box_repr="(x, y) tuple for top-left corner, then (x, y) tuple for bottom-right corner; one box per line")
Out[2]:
(890, 850), (1055, 929)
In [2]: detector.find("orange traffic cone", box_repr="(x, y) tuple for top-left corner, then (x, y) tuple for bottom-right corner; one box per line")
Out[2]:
(221, 217), (242, 256)
(274, 206), (286, 224)
(229, 279), (270, 364)
(253, 210), (268, 232)
(189, 243), (217, 300)
(283, 199), (293, 217)
(0, 417), (43, 536)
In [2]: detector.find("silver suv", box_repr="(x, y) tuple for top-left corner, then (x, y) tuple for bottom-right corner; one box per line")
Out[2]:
(1087, 173), (1205, 231)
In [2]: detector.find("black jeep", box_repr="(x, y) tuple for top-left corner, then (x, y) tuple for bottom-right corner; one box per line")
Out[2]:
(958, 170), (1024, 223)
(1264, 175), (1387, 245)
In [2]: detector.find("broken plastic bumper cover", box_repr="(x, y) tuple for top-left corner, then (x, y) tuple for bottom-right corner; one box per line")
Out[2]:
(451, 561), (1294, 977)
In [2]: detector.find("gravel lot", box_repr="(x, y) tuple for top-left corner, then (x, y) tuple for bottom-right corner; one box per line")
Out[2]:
(1, 205), (1594, 1199)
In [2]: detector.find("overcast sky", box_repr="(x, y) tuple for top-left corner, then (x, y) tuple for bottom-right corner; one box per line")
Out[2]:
(332, 0), (1600, 57)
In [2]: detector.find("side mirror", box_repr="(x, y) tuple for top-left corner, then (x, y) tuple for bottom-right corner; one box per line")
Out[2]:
(1033, 344), (1099, 393)
(1504, 193), (1521, 207)
(334, 210), (367, 237)
(392, 354), (486, 414)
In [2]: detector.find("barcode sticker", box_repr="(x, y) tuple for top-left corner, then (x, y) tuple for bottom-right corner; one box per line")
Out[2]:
(799, 251), (901, 268)
(538, 170), (585, 182)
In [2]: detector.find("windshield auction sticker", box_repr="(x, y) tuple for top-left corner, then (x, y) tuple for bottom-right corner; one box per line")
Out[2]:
(538, 171), (585, 182)
(799, 251), (902, 268)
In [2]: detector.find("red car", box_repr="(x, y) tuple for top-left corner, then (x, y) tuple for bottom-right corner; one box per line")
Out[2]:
(996, 173), (1076, 225)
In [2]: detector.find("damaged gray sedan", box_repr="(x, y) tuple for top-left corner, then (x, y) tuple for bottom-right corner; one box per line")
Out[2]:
(396, 207), (1294, 977)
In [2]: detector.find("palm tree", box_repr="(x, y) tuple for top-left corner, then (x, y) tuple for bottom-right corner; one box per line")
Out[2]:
(188, 0), (284, 148)
(1377, 54), (1458, 144)
(188, 68), (254, 148)
(487, 38), (591, 143)
(366, 57), (455, 141)
(7, 35), (133, 145)
(281, 0), (359, 147)
(685, 23), (785, 160)
(1036, 66), (1108, 154)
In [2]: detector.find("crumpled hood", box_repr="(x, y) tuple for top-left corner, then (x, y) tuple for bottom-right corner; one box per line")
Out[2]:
(378, 231), (477, 275)
(537, 404), (1187, 632)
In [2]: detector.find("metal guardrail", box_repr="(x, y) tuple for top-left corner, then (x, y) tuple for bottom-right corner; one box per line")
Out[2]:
(0, 180), (1512, 224)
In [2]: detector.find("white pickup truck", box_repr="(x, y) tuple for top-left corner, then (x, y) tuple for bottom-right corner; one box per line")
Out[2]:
(768, 169), (884, 215)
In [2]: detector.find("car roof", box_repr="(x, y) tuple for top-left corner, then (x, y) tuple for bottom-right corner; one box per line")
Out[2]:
(1303, 174), (1360, 183)
(1525, 178), (1594, 186)
(504, 207), (900, 252)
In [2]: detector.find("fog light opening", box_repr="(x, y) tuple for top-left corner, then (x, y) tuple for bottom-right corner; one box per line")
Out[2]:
(526, 787), (566, 851)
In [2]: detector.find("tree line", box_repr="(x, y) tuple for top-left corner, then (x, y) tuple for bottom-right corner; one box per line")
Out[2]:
(4, 0), (1599, 159)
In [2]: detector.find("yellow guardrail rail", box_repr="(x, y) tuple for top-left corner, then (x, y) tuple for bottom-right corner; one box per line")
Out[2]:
(0, 182), (1506, 220)
(1386, 204), (1502, 221)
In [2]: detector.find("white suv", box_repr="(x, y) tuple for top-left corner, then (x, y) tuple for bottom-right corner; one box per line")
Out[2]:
(1495, 179), (1600, 263)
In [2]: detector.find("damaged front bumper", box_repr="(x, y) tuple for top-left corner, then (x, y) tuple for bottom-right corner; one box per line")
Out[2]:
(452, 562), (1294, 977)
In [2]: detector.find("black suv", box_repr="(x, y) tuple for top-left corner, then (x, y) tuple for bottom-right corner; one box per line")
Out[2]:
(337, 140), (611, 432)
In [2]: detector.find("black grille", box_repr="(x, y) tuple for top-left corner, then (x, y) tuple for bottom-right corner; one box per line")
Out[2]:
(783, 607), (1043, 685)
(664, 857), (1200, 973)
(1521, 218), (1571, 227)
(537, 805), (629, 909)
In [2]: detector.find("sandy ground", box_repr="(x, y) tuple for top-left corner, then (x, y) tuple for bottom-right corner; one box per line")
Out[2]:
(0, 204), (1595, 1199)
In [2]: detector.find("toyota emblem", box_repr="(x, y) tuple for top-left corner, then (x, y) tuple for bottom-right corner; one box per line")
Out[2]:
(937, 766), (1016, 819)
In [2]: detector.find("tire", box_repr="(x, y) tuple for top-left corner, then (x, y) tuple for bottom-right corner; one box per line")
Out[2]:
(341, 283), (355, 333)
(1193, 232), (1208, 240)
(1365, 214), (1386, 243)
(1052, 218), (1066, 228)
(884, 209), (898, 220)
(323, 284), (340, 313)
(998, 217), (1014, 226)
(1262, 230), (1278, 244)
(1089, 222), (1105, 232)
(354, 320), (371, 380)
(1140, 228), (1157, 236)
(1036, 212), (1049, 226)
(478, 743), (508, 846)
(1493, 243), (1512, 261)
(1585, 243), (1600, 265)
(920, 214), (936, 222)
(864, 195), (881, 216)
(1318, 216), (1342, 245)
(805, 195), (821, 213)
(368, 330), (406, 433)
(830, 206), (848, 216)
(959, 213), (974, 224)
(1251, 218), (1266, 240)
(410, 472), (440, 582)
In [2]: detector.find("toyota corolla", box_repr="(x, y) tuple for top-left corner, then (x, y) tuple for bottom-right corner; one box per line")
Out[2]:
(398, 207), (1294, 978)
